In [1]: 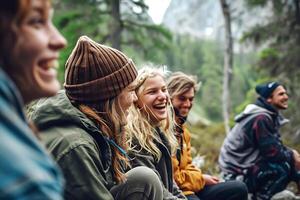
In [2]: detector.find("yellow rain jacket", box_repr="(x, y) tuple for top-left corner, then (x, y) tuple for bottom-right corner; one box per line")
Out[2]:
(172, 126), (205, 196)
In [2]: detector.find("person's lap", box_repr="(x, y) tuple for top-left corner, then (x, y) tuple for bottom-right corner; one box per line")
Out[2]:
(187, 180), (248, 200)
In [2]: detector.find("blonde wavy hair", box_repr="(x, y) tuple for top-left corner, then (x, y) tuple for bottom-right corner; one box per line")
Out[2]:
(126, 66), (178, 161)
(76, 95), (129, 183)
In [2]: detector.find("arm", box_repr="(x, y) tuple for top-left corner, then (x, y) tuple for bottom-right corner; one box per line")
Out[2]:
(131, 151), (185, 200)
(292, 149), (300, 170)
(57, 144), (114, 200)
(172, 128), (205, 192)
(253, 115), (293, 164)
(202, 174), (220, 185)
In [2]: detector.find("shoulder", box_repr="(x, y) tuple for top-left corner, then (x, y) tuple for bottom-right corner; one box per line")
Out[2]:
(0, 126), (63, 195)
(0, 70), (24, 118)
(251, 113), (273, 123)
(182, 126), (192, 139)
(40, 126), (100, 162)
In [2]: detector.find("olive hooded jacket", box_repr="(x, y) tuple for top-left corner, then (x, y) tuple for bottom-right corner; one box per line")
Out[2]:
(30, 90), (115, 200)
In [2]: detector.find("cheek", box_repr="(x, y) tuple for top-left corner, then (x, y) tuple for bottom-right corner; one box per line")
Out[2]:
(142, 96), (153, 108)
(12, 37), (40, 74)
(16, 29), (47, 61)
(125, 94), (134, 107)
(137, 96), (151, 111)
(9, 47), (35, 86)
(173, 100), (183, 108)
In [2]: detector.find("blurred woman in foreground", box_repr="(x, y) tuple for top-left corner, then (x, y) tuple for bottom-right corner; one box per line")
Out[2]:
(0, 0), (66, 199)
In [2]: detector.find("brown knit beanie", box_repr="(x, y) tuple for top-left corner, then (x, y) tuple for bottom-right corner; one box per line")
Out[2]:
(64, 36), (138, 103)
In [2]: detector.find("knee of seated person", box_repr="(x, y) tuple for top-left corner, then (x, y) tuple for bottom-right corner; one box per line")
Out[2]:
(126, 166), (160, 186)
(227, 180), (248, 196)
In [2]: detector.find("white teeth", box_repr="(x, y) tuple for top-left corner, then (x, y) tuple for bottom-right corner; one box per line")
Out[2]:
(41, 60), (59, 70)
(49, 60), (59, 69)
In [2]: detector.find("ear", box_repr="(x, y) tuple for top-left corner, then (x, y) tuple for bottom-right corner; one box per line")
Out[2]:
(134, 100), (141, 109)
(266, 97), (273, 104)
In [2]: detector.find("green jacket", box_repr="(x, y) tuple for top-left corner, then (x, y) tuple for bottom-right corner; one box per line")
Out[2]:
(30, 90), (115, 200)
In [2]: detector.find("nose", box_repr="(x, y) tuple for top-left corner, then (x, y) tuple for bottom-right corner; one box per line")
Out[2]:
(284, 93), (289, 100)
(49, 23), (67, 50)
(183, 99), (191, 107)
(157, 90), (167, 101)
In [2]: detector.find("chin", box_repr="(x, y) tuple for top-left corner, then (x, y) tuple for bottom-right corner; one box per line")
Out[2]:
(39, 82), (61, 98)
(180, 113), (188, 117)
(158, 115), (167, 121)
(277, 105), (288, 110)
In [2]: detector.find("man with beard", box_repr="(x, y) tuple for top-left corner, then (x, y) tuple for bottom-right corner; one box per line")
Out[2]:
(219, 81), (300, 200)
(167, 72), (248, 200)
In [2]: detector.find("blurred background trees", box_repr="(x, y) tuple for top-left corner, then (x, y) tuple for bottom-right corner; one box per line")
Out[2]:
(53, 0), (300, 173)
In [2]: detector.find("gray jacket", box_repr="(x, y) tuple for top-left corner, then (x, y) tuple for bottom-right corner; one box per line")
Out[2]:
(219, 101), (292, 174)
(30, 90), (115, 200)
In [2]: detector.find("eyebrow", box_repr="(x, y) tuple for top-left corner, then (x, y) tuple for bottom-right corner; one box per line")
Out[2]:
(144, 85), (165, 92)
(31, 3), (49, 18)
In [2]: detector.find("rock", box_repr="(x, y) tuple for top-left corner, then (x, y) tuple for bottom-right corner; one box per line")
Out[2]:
(271, 190), (300, 200)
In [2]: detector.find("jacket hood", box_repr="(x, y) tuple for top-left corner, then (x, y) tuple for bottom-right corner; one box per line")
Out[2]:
(235, 98), (289, 126)
(30, 90), (98, 132)
(234, 104), (273, 122)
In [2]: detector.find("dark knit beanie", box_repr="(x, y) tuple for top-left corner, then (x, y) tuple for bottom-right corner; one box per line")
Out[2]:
(64, 36), (138, 103)
(255, 81), (280, 99)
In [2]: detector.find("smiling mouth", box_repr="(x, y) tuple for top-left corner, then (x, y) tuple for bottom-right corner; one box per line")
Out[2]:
(39, 59), (59, 70)
(153, 103), (166, 110)
(37, 59), (59, 81)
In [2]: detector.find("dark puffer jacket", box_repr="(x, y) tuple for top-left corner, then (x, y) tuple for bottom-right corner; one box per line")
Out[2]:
(219, 97), (293, 174)
(129, 128), (186, 200)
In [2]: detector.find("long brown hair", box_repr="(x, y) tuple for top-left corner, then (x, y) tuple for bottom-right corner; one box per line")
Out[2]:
(0, 0), (28, 68)
(77, 96), (130, 183)
(0, 0), (50, 69)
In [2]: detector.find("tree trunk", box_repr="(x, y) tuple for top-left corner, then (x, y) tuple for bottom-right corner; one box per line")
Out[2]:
(109, 0), (122, 50)
(220, 0), (233, 134)
(294, 0), (300, 25)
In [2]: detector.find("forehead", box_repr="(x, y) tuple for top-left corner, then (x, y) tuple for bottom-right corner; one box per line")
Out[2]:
(31, 0), (50, 7)
(178, 87), (195, 98)
(29, 0), (51, 13)
(143, 75), (165, 87)
(272, 85), (286, 95)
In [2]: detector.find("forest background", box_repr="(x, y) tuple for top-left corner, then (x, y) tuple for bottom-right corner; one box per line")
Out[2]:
(52, 0), (300, 174)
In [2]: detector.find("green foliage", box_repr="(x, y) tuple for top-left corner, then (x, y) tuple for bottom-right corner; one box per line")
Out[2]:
(242, 0), (300, 136)
(52, 0), (258, 124)
(259, 48), (279, 59)
(245, 0), (268, 7)
(160, 36), (225, 121)
(188, 120), (300, 177)
(188, 122), (226, 175)
(53, 0), (172, 83)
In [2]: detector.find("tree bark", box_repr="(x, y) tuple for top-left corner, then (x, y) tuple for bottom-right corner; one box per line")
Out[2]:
(294, 0), (300, 25)
(220, 0), (233, 134)
(109, 0), (122, 50)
